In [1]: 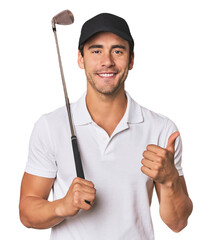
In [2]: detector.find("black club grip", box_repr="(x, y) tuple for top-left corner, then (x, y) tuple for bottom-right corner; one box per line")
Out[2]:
(71, 136), (85, 179)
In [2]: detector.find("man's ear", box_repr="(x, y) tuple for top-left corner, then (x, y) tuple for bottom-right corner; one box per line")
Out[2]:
(128, 52), (134, 70)
(78, 50), (85, 69)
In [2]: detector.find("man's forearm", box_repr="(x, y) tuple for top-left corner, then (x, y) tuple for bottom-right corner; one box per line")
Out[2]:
(20, 177), (96, 229)
(157, 175), (193, 232)
(19, 196), (65, 229)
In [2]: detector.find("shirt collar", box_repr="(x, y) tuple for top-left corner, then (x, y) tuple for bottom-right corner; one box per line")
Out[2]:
(71, 91), (144, 126)
(71, 92), (92, 126)
(124, 91), (144, 124)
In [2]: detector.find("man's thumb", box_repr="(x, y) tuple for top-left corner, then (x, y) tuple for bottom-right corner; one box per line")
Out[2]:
(166, 131), (180, 154)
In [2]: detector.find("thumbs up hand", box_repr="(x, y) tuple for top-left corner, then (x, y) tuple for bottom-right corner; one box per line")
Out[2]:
(141, 131), (180, 185)
(166, 131), (180, 155)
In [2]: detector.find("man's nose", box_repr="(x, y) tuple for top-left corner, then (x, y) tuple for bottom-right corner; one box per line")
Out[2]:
(100, 53), (115, 67)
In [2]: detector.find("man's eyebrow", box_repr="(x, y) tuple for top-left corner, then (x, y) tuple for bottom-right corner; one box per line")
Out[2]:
(111, 45), (126, 50)
(87, 44), (127, 50)
(88, 45), (103, 50)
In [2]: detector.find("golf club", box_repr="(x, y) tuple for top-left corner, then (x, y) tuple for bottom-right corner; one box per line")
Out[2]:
(51, 10), (85, 180)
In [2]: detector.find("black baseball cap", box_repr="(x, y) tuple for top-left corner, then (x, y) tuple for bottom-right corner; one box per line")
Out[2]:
(78, 13), (134, 54)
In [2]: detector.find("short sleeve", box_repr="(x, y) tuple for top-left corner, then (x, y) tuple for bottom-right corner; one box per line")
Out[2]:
(25, 115), (57, 178)
(160, 118), (183, 176)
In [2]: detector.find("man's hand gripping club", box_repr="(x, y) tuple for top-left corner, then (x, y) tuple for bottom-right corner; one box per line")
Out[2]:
(56, 177), (96, 217)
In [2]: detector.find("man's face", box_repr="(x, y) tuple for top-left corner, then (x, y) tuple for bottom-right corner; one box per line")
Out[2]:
(78, 32), (134, 96)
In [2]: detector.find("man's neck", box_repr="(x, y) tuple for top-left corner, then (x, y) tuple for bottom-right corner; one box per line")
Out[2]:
(86, 88), (127, 136)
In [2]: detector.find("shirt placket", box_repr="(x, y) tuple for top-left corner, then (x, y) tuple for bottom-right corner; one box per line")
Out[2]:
(92, 121), (129, 161)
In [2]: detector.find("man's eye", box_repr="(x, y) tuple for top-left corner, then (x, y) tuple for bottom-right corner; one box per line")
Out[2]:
(92, 50), (101, 54)
(114, 50), (122, 54)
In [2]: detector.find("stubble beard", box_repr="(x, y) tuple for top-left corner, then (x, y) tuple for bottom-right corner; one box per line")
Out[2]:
(85, 70), (129, 96)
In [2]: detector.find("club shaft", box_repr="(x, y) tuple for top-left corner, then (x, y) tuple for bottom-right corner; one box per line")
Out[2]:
(53, 30), (75, 136)
(53, 28), (85, 179)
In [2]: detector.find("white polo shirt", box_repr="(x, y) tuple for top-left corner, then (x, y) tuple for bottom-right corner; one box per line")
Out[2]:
(25, 91), (183, 240)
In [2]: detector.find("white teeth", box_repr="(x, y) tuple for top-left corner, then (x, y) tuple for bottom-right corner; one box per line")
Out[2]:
(98, 73), (115, 77)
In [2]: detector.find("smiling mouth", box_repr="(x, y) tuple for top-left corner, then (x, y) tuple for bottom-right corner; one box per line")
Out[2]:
(97, 72), (117, 78)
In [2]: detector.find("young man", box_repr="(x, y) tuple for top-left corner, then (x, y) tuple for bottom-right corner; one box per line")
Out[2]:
(19, 13), (193, 240)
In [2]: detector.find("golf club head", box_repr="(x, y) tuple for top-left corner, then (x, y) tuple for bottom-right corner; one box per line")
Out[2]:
(52, 10), (74, 29)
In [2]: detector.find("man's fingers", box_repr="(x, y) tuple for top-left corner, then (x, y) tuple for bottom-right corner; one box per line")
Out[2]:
(146, 144), (161, 154)
(73, 178), (95, 194)
(142, 158), (154, 170)
(71, 177), (96, 208)
(73, 189), (95, 208)
(166, 131), (180, 154)
(80, 192), (96, 210)
(80, 184), (96, 194)
(141, 166), (154, 179)
(143, 150), (162, 162)
(146, 131), (180, 158)
(73, 177), (95, 188)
